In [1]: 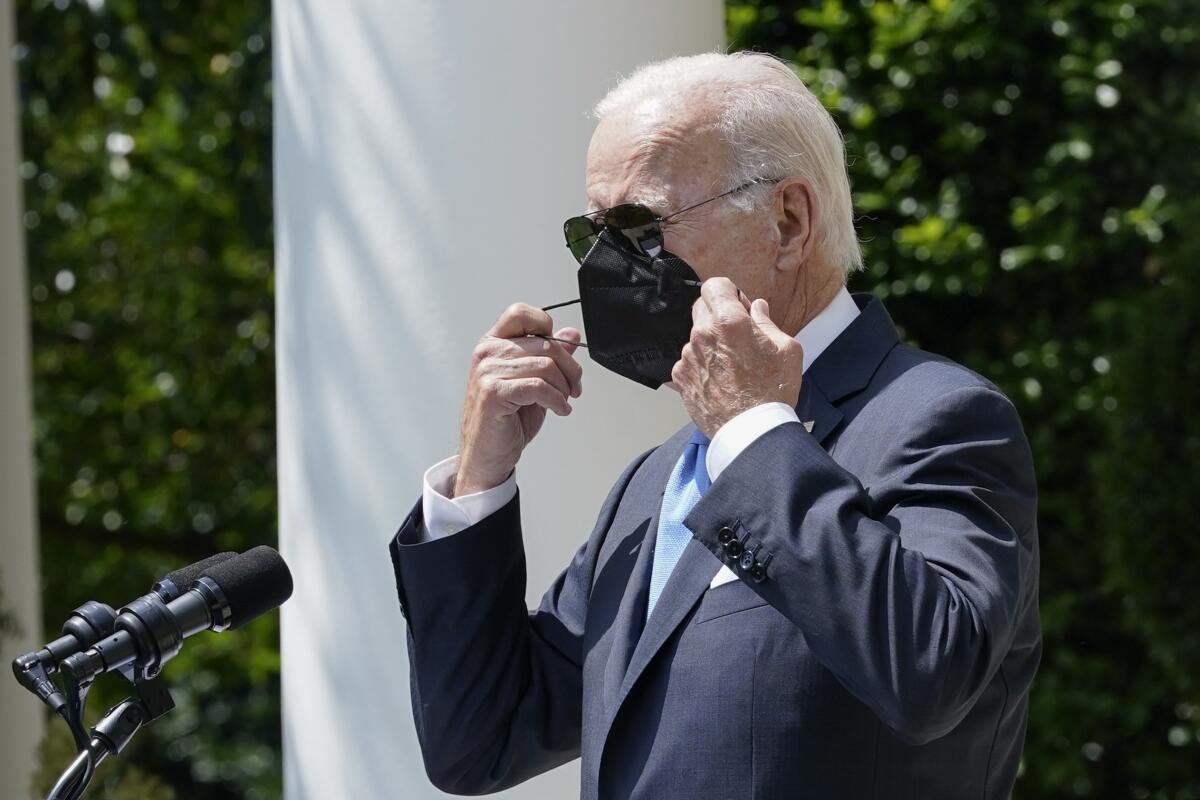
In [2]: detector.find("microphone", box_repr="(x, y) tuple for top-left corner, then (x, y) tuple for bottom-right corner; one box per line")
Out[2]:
(59, 546), (293, 686)
(11, 552), (238, 713)
(152, 551), (240, 603)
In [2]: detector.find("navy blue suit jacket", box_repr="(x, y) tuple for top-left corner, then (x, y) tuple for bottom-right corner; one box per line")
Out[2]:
(389, 292), (1041, 799)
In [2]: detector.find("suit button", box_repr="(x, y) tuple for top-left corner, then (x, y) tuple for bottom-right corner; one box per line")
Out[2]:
(724, 539), (743, 557)
(749, 564), (766, 583)
(717, 525), (736, 544)
(739, 551), (756, 571)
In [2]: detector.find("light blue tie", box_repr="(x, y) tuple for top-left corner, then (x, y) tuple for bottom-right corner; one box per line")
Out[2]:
(646, 428), (711, 620)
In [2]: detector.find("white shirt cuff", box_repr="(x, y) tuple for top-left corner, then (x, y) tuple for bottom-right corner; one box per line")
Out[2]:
(706, 402), (800, 481)
(418, 454), (517, 540)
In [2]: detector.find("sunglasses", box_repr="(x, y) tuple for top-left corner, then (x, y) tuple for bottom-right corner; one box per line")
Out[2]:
(561, 177), (782, 263)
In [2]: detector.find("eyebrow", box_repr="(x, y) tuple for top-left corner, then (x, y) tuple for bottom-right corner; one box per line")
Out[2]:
(586, 188), (671, 216)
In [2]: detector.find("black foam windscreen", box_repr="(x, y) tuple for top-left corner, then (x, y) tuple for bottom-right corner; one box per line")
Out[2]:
(163, 552), (238, 590)
(201, 546), (294, 630)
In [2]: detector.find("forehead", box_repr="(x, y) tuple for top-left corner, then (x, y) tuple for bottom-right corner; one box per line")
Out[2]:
(584, 100), (727, 212)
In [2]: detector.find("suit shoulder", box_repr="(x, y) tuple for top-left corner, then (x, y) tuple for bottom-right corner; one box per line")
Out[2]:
(866, 343), (1032, 450)
(875, 342), (1011, 407)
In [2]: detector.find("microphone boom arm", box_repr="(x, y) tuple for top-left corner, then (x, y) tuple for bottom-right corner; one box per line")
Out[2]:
(45, 676), (175, 800)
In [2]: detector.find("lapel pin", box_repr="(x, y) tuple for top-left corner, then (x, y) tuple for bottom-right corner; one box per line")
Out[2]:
(802, 420), (815, 433)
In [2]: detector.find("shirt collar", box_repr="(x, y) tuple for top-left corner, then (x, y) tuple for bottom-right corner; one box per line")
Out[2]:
(794, 285), (860, 374)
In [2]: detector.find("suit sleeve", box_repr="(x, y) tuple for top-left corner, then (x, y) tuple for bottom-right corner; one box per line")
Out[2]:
(684, 385), (1038, 746)
(388, 445), (655, 794)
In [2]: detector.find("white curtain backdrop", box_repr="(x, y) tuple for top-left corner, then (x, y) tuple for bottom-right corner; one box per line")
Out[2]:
(273, 2), (724, 797)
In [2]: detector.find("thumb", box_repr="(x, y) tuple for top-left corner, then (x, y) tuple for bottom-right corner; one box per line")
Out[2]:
(554, 327), (582, 355)
(751, 299), (780, 332)
(752, 299), (792, 346)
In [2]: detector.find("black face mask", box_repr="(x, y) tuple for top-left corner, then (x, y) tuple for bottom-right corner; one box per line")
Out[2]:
(542, 229), (702, 390)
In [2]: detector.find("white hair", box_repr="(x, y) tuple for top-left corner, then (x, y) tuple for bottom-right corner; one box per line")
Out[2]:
(593, 51), (863, 275)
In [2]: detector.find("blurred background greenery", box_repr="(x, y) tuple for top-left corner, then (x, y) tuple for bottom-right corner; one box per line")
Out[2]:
(12, 0), (275, 796)
(5, 0), (1198, 797)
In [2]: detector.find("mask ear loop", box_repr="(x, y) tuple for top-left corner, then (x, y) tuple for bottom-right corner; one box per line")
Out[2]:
(526, 299), (589, 348)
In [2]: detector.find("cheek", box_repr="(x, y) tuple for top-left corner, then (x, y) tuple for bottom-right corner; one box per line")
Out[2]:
(664, 224), (731, 282)
(665, 214), (775, 290)
(717, 223), (776, 294)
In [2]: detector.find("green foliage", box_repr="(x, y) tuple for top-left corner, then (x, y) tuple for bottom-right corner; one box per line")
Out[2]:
(728, 0), (1200, 795)
(16, 0), (1199, 797)
(1091, 246), (1200, 791)
(15, 0), (276, 796)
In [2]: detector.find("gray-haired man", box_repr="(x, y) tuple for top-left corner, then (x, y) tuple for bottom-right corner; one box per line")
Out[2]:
(389, 52), (1040, 800)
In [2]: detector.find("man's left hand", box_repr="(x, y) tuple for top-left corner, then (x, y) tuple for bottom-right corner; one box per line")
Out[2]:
(669, 277), (804, 439)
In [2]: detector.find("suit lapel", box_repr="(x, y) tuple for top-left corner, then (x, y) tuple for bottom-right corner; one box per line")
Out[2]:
(608, 380), (841, 714)
(805, 292), (901, 403)
(599, 504), (658, 716)
(594, 424), (719, 780)
(600, 427), (691, 717)
(796, 378), (843, 447)
(603, 294), (897, 705)
(593, 292), (901, 785)
(616, 537), (720, 705)
(795, 292), (901, 445)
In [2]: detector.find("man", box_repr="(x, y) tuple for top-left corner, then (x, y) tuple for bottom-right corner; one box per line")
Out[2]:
(388, 52), (1040, 799)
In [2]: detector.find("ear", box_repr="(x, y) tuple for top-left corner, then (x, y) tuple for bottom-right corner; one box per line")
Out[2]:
(773, 177), (816, 273)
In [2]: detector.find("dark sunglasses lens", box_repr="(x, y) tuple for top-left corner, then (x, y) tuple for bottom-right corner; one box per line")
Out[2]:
(564, 216), (600, 263)
(607, 204), (661, 254)
(606, 203), (657, 230)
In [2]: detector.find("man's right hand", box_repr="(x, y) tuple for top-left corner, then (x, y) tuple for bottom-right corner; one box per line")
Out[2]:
(454, 302), (584, 497)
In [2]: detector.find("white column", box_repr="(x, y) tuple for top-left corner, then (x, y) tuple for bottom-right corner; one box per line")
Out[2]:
(273, 2), (723, 798)
(0, 1), (44, 797)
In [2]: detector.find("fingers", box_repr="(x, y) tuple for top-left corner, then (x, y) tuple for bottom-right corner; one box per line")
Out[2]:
(735, 287), (752, 312)
(475, 337), (582, 398)
(497, 376), (573, 416)
(490, 302), (554, 338)
(701, 277), (751, 323)
(553, 327), (583, 357)
(691, 295), (713, 329)
(478, 305), (584, 398)
(493, 356), (573, 401)
(518, 334), (583, 398)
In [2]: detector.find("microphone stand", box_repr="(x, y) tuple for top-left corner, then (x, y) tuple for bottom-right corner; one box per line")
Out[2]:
(45, 676), (175, 800)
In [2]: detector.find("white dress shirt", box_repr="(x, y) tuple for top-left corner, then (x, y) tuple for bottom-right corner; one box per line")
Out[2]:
(417, 286), (861, 541)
